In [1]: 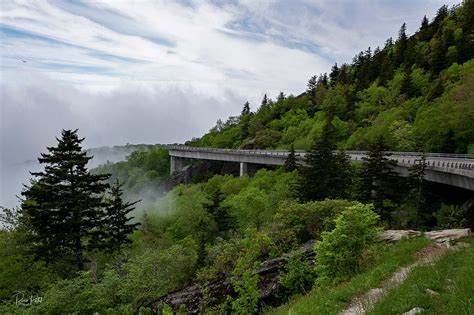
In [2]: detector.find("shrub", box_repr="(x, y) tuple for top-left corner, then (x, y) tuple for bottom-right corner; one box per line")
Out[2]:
(231, 229), (275, 314)
(278, 251), (316, 298)
(270, 199), (358, 251)
(315, 204), (381, 284)
(434, 203), (467, 229)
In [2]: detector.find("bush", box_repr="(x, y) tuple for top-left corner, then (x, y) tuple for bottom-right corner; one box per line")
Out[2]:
(278, 251), (316, 298)
(434, 203), (467, 229)
(270, 200), (358, 251)
(315, 204), (381, 284)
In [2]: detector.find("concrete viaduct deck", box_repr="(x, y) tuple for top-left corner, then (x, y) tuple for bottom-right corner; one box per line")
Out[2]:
(167, 146), (474, 191)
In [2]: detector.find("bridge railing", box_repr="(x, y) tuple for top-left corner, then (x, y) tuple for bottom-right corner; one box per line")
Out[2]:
(165, 145), (474, 171)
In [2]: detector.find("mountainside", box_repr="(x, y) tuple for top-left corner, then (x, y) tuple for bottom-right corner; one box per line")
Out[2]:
(188, 3), (474, 154)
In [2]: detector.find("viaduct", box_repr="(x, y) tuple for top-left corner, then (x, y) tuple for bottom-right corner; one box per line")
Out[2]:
(167, 146), (474, 191)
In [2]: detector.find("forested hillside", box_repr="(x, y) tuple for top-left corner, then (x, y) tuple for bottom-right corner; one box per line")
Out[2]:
(188, 3), (474, 154)
(1, 3), (473, 315)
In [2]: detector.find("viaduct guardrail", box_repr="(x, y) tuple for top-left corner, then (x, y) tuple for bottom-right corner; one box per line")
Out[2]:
(166, 145), (474, 190)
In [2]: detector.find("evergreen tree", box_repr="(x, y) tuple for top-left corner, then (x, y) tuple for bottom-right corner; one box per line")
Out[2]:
(306, 75), (318, 93)
(21, 129), (110, 270)
(284, 144), (297, 171)
(241, 101), (250, 117)
(357, 136), (399, 223)
(329, 63), (339, 86)
(395, 23), (408, 66)
(261, 94), (268, 107)
(104, 179), (140, 252)
(295, 118), (351, 201)
(440, 128), (456, 153)
(399, 70), (418, 98)
(421, 15), (429, 30)
(240, 101), (251, 140)
(408, 153), (427, 227)
(277, 91), (286, 102)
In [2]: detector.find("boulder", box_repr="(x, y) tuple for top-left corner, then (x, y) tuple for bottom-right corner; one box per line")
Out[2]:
(379, 230), (422, 243)
(424, 229), (471, 243)
(404, 307), (425, 315)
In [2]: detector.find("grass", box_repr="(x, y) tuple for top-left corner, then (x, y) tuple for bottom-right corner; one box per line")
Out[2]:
(267, 237), (431, 315)
(368, 238), (474, 315)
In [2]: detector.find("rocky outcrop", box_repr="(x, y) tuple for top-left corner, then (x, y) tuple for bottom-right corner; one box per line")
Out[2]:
(424, 228), (471, 243)
(151, 241), (315, 314)
(153, 229), (470, 313)
(380, 228), (471, 244)
(379, 230), (422, 243)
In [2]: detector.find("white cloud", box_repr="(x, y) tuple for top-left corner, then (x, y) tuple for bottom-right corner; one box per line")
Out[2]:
(0, 0), (462, 207)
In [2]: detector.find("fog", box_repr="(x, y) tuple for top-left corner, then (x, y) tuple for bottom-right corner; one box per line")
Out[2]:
(0, 70), (244, 208)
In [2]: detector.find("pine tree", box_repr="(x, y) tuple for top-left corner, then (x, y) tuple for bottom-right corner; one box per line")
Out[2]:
(357, 136), (399, 223)
(277, 92), (286, 102)
(104, 179), (140, 252)
(329, 63), (339, 86)
(295, 118), (351, 201)
(240, 101), (251, 140)
(399, 70), (418, 98)
(395, 23), (408, 66)
(421, 15), (429, 30)
(241, 101), (250, 117)
(408, 153), (427, 227)
(284, 144), (297, 171)
(21, 129), (110, 270)
(261, 94), (268, 107)
(307, 75), (318, 93)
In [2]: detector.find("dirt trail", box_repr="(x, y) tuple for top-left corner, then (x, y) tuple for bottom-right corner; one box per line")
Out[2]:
(339, 242), (466, 315)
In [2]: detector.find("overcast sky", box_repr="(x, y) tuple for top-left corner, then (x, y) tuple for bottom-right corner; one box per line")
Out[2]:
(0, 0), (459, 207)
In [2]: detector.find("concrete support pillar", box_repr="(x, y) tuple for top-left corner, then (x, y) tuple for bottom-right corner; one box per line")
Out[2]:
(170, 156), (184, 175)
(240, 162), (248, 177)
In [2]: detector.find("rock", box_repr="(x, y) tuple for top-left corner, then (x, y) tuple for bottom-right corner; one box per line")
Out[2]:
(151, 240), (316, 314)
(380, 229), (472, 244)
(404, 307), (425, 315)
(425, 288), (439, 296)
(379, 230), (422, 243)
(424, 229), (471, 244)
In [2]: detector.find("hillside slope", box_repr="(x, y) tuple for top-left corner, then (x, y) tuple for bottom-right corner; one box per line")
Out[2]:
(188, 3), (474, 154)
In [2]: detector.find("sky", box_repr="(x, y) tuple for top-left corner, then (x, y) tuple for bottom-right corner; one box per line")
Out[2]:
(0, 0), (460, 207)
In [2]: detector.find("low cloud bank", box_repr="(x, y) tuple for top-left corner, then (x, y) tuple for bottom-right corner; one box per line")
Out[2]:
(0, 70), (243, 208)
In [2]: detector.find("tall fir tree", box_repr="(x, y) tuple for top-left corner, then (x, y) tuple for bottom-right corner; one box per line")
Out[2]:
(240, 101), (251, 140)
(277, 91), (286, 102)
(104, 179), (140, 252)
(395, 23), (408, 66)
(357, 136), (399, 223)
(284, 144), (297, 172)
(21, 129), (110, 271)
(295, 117), (351, 201)
(261, 94), (268, 107)
(408, 153), (427, 227)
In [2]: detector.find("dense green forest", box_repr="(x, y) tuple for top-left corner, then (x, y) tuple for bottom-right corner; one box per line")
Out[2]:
(1, 3), (473, 314)
(188, 3), (474, 154)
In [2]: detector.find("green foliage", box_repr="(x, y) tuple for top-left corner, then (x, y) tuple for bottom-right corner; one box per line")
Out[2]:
(278, 251), (316, 297)
(270, 200), (358, 251)
(0, 208), (55, 302)
(284, 144), (297, 171)
(104, 179), (140, 252)
(315, 204), (382, 284)
(231, 229), (270, 314)
(21, 129), (111, 271)
(187, 3), (473, 154)
(269, 237), (431, 315)
(295, 118), (352, 201)
(120, 238), (198, 307)
(434, 204), (467, 229)
(357, 136), (400, 222)
(368, 238), (474, 315)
